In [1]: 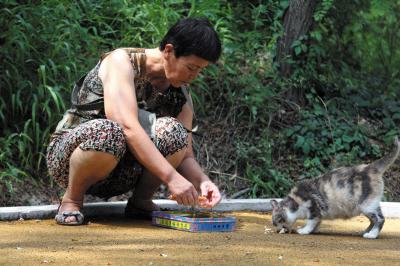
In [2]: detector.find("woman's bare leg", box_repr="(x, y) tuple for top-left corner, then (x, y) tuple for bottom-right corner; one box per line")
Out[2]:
(60, 148), (118, 223)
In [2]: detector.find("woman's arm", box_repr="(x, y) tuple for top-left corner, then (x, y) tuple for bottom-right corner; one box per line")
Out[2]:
(99, 49), (198, 205)
(176, 103), (222, 207)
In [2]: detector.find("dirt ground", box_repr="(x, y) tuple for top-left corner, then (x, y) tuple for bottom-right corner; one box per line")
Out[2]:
(0, 212), (399, 266)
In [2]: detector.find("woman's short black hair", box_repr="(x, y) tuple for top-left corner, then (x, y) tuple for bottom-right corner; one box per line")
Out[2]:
(159, 17), (222, 63)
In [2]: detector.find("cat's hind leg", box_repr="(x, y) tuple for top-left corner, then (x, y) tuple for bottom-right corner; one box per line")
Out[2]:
(361, 206), (384, 239)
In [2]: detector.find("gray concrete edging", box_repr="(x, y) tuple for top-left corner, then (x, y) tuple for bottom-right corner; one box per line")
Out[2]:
(0, 199), (399, 221)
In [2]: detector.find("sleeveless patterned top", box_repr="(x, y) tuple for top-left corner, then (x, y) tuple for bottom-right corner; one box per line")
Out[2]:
(52, 48), (189, 137)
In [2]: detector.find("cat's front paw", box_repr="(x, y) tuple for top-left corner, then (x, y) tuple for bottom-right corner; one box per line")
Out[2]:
(278, 228), (287, 234)
(363, 231), (379, 239)
(296, 227), (312, 235)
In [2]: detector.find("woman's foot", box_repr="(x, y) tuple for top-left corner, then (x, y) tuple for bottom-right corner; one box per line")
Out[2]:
(55, 199), (84, 225)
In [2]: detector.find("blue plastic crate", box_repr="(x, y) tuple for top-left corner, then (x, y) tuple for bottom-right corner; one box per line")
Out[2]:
(152, 211), (236, 232)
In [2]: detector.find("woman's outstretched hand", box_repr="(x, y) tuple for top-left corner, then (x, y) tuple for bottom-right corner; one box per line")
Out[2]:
(167, 175), (199, 206)
(199, 180), (221, 208)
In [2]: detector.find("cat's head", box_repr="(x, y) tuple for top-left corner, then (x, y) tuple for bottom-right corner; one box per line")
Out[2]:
(271, 198), (298, 233)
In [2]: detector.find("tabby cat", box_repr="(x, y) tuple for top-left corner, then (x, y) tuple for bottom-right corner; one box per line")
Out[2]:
(271, 136), (399, 239)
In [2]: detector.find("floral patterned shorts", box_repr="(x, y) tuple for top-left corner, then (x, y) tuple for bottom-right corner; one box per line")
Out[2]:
(46, 117), (188, 199)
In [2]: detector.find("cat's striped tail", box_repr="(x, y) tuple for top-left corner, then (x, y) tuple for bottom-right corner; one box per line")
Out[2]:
(370, 136), (400, 174)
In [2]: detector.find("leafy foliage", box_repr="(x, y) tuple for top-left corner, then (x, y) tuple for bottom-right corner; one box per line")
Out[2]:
(1, 0), (399, 203)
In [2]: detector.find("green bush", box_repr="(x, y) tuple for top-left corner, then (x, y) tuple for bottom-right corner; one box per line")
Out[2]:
(0, 0), (229, 191)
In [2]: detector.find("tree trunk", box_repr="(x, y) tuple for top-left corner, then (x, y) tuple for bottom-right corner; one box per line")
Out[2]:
(276, 0), (317, 104)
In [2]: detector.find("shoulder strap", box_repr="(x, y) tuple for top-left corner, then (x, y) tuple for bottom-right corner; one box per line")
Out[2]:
(181, 86), (198, 133)
(181, 87), (194, 114)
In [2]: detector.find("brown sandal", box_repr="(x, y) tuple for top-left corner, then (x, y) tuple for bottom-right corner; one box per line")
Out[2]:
(55, 199), (84, 226)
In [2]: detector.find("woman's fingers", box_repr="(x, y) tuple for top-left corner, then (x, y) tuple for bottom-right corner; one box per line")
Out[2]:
(169, 191), (201, 206)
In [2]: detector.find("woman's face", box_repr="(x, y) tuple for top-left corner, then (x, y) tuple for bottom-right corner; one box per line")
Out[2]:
(163, 44), (209, 87)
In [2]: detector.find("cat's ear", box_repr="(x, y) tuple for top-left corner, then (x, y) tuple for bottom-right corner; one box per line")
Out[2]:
(270, 200), (279, 210)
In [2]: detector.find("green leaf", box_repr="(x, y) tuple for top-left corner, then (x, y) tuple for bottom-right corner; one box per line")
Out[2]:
(342, 135), (353, 143)
(294, 46), (302, 56)
(314, 31), (322, 41)
(302, 141), (310, 155)
(286, 129), (295, 137)
(295, 136), (305, 148)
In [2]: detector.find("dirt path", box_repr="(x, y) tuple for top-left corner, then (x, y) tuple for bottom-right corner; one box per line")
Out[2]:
(0, 212), (399, 265)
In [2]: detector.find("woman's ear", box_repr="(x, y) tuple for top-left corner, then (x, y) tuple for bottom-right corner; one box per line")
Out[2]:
(163, 44), (174, 58)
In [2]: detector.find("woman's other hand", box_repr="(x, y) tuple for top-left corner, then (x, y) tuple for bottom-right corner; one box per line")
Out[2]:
(199, 180), (221, 208)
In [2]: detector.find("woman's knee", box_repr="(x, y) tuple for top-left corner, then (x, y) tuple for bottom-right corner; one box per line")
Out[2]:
(46, 119), (126, 189)
(154, 117), (189, 157)
(79, 119), (126, 160)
